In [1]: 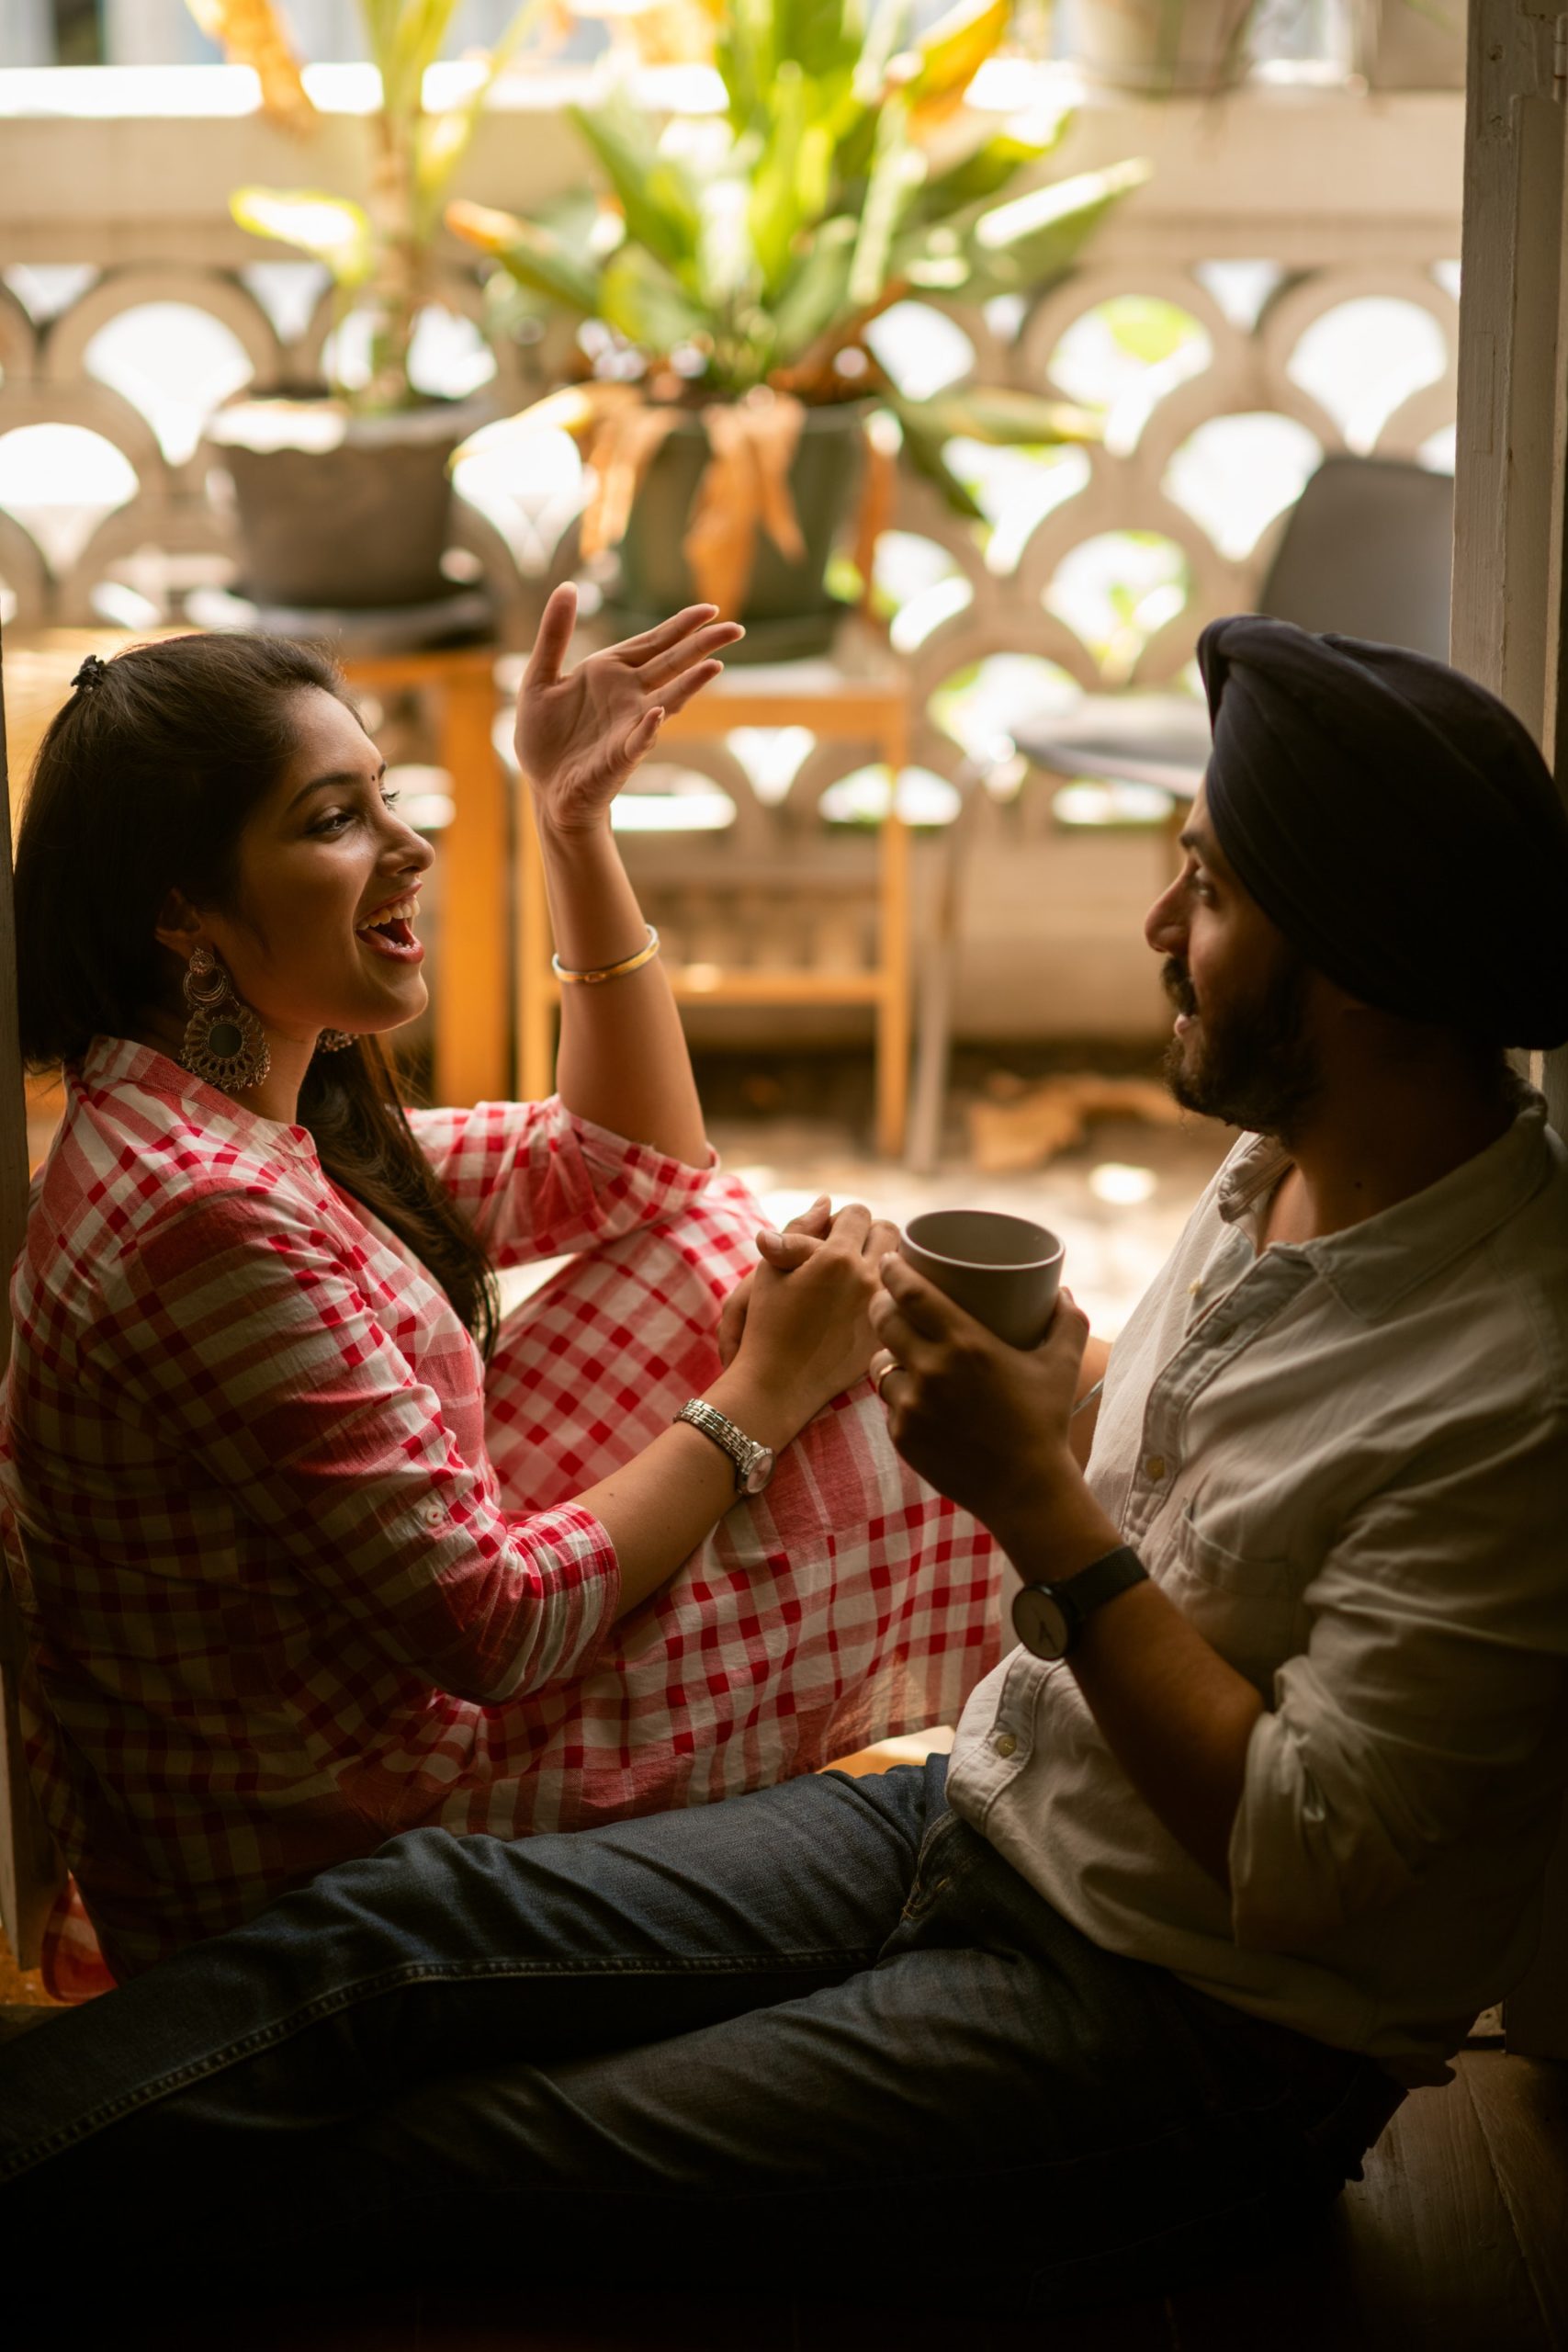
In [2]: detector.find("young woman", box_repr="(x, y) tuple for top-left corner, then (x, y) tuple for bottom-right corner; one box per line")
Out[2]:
(1, 591), (1003, 1994)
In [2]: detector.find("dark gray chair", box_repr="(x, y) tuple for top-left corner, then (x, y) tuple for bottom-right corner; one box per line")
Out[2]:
(1006, 453), (1455, 796)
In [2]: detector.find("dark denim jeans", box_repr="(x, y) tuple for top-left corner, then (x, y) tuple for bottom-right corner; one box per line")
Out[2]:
(0, 1759), (1401, 2317)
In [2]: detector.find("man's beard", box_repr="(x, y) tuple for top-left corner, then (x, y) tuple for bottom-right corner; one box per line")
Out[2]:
(1160, 950), (1321, 1139)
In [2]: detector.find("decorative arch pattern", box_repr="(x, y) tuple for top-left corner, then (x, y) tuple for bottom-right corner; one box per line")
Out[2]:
(1, 239), (1460, 840)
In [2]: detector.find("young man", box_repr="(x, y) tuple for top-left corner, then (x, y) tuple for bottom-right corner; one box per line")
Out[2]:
(4, 617), (1567, 2322)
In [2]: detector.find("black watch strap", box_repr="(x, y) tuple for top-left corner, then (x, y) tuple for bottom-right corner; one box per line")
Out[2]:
(1012, 1544), (1148, 1660)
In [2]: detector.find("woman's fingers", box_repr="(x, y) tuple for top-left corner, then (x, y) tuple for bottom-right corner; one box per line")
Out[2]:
(639, 622), (745, 690)
(863, 1216), (901, 1262)
(611, 603), (723, 665)
(756, 1227), (821, 1271)
(623, 706), (665, 763)
(826, 1201), (873, 1250)
(654, 660), (727, 721)
(784, 1194), (833, 1236)
(524, 582), (579, 692)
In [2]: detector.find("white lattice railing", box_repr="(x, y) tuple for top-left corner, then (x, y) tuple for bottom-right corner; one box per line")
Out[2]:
(0, 70), (1464, 1039)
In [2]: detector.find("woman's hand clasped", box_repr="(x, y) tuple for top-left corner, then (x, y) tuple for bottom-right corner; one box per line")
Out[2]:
(729, 1200), (901, 1431)
(516, 582), (744, 831)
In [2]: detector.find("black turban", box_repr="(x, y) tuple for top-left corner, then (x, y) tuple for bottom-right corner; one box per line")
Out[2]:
(1196, 615), (1568, 1049)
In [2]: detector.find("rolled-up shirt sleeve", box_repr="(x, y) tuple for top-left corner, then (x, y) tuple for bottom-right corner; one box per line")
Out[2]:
(1228, 1408), (1568, 1952)
(406, 1096), (716, 1269)
(83, 1187), (620, 1702)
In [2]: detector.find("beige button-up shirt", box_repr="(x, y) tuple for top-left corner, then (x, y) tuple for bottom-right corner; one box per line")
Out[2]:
(947, 1099), (1568, 2083)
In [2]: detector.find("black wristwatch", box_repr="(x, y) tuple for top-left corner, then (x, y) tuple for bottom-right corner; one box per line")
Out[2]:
(1012, 1544), (1148, 1661)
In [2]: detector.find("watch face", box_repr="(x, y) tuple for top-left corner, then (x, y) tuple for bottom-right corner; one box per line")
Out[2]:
(1012, 1583), (1071, 1661)
(742, 1447), (776, 1496)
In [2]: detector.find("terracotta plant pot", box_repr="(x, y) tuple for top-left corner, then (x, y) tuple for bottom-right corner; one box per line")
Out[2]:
(202, 396), (492, 613)
(608, 401), (867, 662)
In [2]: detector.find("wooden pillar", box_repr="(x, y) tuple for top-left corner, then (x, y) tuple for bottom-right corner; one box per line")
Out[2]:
(0, 642), (64, 1970)
(434, 663), (510, 1107)
(1451, 0), (1568, 2058)
(876, 698), (910, 1162)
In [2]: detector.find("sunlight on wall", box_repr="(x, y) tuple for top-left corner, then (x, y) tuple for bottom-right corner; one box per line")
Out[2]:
(0, 422), (137, 571)
(85, 302), (252, 464)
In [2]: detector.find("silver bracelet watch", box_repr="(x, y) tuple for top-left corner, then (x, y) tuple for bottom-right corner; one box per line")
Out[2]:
(674, 1399), (777, 1496)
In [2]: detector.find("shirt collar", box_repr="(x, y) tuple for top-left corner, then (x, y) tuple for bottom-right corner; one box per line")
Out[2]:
(1215, 1095), (1555, 1320)
(80, 1035), (321, 1166)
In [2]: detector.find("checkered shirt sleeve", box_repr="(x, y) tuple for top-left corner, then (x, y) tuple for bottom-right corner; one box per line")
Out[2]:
(404, 1097), (719, 1268)
(76, 1179), (619, 1703)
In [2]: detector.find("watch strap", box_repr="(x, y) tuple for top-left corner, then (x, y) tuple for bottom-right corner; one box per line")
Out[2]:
(1062, 1544), (1148, 1633)
(1013, 1543), (1148, 1659)
(674, 1399), (768, 1494)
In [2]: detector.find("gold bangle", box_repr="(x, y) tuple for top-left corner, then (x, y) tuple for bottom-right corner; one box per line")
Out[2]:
(551, 925), (661, 986)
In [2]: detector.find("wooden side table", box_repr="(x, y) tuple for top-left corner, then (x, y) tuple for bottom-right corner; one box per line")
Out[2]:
(515, 661), (913, 1158)
(339, 645), (509, 1108)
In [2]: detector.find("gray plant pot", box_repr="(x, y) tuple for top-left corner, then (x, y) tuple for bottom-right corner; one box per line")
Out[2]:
(1361, 0), (1466, 88)
(202, 395), (492, 612)
(1066, 0), (1253, 91)
(608, 401), (867, 662)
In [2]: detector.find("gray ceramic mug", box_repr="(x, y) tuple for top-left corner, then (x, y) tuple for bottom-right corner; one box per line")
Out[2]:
(899, 1209), (1065, 1350)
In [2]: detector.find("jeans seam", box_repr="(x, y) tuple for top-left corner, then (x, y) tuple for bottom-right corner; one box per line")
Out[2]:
(0, 1947), (877, 2184)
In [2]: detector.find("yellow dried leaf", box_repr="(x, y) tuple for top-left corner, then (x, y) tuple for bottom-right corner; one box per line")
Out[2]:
(185, 0), (313, 132)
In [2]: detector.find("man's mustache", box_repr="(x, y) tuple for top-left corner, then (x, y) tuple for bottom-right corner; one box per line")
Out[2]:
(1162, 958), (1198, 1017)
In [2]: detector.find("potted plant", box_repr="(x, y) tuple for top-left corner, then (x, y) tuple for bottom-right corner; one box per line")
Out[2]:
(187, 0), (547, 615)
(446, 0), (1150, 658)
(1066, 0), (1261, 91)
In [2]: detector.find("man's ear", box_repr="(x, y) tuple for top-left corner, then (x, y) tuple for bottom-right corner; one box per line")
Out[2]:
(152, 889), (205, 959)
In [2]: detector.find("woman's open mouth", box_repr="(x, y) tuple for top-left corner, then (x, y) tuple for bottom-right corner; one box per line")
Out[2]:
(355, 895), (424, 965)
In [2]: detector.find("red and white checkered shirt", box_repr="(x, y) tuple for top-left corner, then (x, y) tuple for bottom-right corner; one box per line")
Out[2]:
(2, 1038), (1002, 1984)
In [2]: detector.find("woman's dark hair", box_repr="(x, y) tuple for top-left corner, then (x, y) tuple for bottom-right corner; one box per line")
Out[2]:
(15, 632), (499, 1356)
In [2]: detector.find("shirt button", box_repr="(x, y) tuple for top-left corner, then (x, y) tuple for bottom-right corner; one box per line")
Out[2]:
(418, 1499), (446, 1530)
(1145, 1454), (1167, 1481)
(1188, 1280), (1203, 1296)
(994, 1732), (1018, 1759)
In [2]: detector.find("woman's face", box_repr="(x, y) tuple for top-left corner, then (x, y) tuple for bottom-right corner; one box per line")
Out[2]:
(192, 686), (435, 1046)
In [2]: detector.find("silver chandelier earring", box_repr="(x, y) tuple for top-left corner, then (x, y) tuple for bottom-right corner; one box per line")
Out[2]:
(181, 946), (272, 1093)
(316, 1029), (356, 1053)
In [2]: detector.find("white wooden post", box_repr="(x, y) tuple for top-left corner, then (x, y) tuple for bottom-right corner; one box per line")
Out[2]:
(0, 641), (64, 1973)
(1451, 0), (1568, 2057)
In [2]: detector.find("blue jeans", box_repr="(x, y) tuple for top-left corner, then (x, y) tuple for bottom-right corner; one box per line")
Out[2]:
(0, 1760), (1400, 2316)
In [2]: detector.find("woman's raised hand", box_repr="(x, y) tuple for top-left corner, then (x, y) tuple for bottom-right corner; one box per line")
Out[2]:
(731, 1202), (902, 1427)
(516, 582), (744, 834)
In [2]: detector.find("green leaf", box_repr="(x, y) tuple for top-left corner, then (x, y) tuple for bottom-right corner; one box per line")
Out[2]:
(230, 187), (374, 285)
(914, 386), (1101, 444)
(777, 0), (859, 77)
(769, 215), (858, 362)
(363, 0), (463, 125)
(961, 157), (1151, 300)
(854, 0), (911, 95)
(411, 0), (552, 226)
(747, 66), (811, 296)
(888, 399), (987, 519)
(569, 89), (702, 279)
(910, 117), (1068, 228)
(695, 173), (755, 312)
(596, 246), (708, 356)
(848, 96), (924, 309)
(445, 198), (604, 313)
(716, 0), (776, 130)
(905, 0), (1010, 106)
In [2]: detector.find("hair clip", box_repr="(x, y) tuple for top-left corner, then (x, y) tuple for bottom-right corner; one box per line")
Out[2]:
(72, 654), (108, 693)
